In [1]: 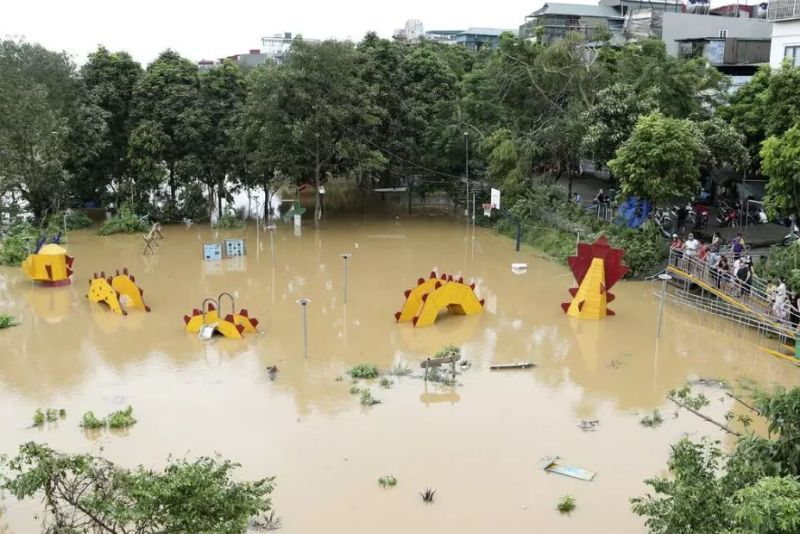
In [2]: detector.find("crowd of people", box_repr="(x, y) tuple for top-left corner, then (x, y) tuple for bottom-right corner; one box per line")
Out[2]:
(669, 231), (800, 327)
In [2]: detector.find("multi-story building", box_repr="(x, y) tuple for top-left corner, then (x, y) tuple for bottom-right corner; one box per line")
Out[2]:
(520, 3), (625, 43)
(768, 0), (800, 67)
(454, 28), (515, 49)
(405, 19), (424, 40)
(424, 30), (462, 44)
(261, 32), (296, 64)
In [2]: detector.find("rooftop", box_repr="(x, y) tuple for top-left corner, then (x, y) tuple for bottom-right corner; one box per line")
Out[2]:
(460, 27), (516, 36)
(529, 3), (626, 18)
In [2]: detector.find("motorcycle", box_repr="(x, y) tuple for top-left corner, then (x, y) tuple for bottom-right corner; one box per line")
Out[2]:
(716, 208), (739, 228)
(781, 223), (800, 246)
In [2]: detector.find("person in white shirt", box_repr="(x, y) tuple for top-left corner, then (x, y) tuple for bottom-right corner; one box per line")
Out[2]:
(684, 233), (700, 257)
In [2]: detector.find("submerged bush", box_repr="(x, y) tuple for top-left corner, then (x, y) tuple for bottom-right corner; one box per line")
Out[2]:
(107, 406), (136, 429)
(359, 389), (380, 406)
(0, 314), (18, 329)
(557, 494), (576, 513)
(0, 222), (37, 266)
(98, 204), (149, 236)
(348, 364), (380, 379)
(213, 207), (244, 230)
(378, 475), (397, 488)
(47, 210), (93, 233)
(80, 411), (105, 429)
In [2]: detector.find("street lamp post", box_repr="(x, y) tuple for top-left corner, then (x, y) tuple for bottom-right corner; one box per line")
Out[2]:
(656, 273), (672, 338)
(340, 253), (352, 304)
(297, 298), (311, 358)
(266, 224), (277, 262)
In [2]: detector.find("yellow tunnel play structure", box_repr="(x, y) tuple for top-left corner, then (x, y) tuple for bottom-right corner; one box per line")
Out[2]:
(87, 268), (150, 315)
(395, 271), (484, 327)
(22, 244), (74, 287)
(183, 298), (259, 339)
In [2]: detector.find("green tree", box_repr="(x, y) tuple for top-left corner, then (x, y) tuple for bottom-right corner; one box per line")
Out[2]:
(718, 66), (771, 172)
(581, 82), (658, 167)
(198, 60), (246, 216)
(608, 112), (705, 204)
(129, 50), (203, 203)
(252, 39), (386, 221)
(0, 39), (79, 218)
(1, 442), (275, 533)
(71, 47), (142, 205)
(761, 125), (800, 218)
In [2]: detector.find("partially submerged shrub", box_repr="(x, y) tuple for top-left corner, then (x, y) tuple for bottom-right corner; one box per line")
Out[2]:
(379, 377), (393, 388)
(32, 409), (45, 427)
(348, 364), (380, 379)
(557, 494), (576, 513)
(640, 410), (664, 428)
(0, 314), (18, 329)
(33, 408), (66, 427)
(80, 411), (105, 429)
(360, 389), (380, 406)
(98, 204), (149, 236)
(213, 208), (244, 230)
(349, 385), (361, 395)
(420, 488), (436, 503)
(389, 361), (412, 376)
(378, 475), (397, 488)
(107, 406), (136, 429)
(434, 344), (461, 359)
(0, 222), (37, 266)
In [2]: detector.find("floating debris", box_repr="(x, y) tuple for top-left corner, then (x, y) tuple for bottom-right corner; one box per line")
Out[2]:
(577, 419), (599, 432)
(490, 362), (536, 370)
(540, 457), (596, 481)
(687, 378), (728, 389)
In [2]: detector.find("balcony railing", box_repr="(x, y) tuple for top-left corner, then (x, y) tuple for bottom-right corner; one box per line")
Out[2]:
(768, 0), (800, 21)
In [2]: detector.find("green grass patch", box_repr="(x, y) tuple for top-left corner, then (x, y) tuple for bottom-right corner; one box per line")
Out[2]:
(348, 364), (380, 379)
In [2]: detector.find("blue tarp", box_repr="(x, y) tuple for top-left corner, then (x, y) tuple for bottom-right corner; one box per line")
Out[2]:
(616, 196), (651, 229)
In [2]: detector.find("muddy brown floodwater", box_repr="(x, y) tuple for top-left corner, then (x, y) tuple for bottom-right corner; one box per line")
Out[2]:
(0, 216), (798, 533)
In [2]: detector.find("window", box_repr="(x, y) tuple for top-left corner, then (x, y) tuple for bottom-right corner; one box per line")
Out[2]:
(786, 45), (800, 67)
(718, 29), (728, 38)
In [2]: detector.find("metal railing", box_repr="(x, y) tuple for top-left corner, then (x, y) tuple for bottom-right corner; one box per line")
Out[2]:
(666, 249), (798, 338)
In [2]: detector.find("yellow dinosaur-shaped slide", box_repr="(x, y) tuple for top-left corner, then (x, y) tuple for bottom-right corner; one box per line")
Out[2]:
(395, 271), (483, 328)
(86, 269), (150, 315)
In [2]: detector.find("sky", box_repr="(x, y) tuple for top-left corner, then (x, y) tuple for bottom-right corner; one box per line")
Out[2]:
(1, 0), (556, 66)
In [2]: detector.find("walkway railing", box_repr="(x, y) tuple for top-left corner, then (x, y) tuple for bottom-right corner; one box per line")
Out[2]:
(665, 249), (798, 339)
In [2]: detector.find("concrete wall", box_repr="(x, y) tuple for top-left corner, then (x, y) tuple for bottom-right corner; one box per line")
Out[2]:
(770, 19), (800, 67)
(661, 12), (772, 55)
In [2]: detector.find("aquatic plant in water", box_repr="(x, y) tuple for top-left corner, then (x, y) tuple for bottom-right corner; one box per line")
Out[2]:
(378, 475), (397, 488)
(349, 385), (361, 395)
(107, 406), (136, 429)
(420, 488), (436, 503)
(388, 361), (412, 376)
(640, 410), (664, 428)
(0, 314), (18, 329)
(557, 494), (576, 513)
(348, 363), (380, 379)
(81, 411), (105, 429)
(33, 408), (66, 427)
(32, 409), (44, 427)
(379, 377), (393, 388)
(360, 389), (380, 406)
(434, 344), (461, 359)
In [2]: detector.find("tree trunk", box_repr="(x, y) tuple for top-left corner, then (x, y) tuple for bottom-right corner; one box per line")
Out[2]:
(263, 177), (270, 222)
(217, 182), (224, 217)
(168, 161), (176, 202)
(314, 136), (322, 226)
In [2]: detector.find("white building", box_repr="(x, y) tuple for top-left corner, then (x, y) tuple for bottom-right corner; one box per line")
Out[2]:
(768, 0), (800, 67)
(261, 32), (296, 64)
(405, 19), (424, 40)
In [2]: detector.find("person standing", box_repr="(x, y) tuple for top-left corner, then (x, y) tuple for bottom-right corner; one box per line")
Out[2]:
(732, 233), (745, 261)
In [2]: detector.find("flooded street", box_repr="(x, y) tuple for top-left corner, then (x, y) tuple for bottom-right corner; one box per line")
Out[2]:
(0, 216), (798, 533)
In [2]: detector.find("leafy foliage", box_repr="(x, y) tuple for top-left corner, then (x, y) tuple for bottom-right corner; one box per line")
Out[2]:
(80, 410), (105, 429)
(609, 112), (705, 205)
(0, 314), (18, 329)
(0, 222), (37, 266)
(378, 475), (397, 488)
(98, 204), (149, 235)
(757, 244), (800, 292)
(348, 364), (380, 379)
(761, 125), (800, 219)
(359, 389), (380, 406)
(640, 410), (664, 428)
(0, 442), (274, 533)
(633, 385), (800, 533)
(107, 405), (137, 429)
(213, 207), (245, 229)
(557, 494), (576, 513)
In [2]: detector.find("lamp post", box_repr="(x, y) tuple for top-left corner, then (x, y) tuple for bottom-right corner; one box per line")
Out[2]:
(656, 273), (672, 338)
(464, 132), (469, 220)
(266, 224), (277, 262)
(340, 253), (352, 304)
(297, 298), (311, 358)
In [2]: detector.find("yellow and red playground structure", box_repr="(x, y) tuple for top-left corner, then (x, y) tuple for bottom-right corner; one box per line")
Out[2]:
(395, 271), (484, 327)
(561, 236), (628, 320)
(183, 294), (260, 339)
(22, 243), (74, 287)
(86, 268), (150, 315)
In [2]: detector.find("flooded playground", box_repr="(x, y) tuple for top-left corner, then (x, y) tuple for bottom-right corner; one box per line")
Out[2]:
(0, 216), (798, 533)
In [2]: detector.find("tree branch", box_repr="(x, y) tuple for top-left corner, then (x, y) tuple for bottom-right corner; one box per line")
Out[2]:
(668, 396), (742, 437)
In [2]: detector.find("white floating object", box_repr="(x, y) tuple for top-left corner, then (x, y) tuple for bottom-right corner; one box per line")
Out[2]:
(511, 263), (528, 274)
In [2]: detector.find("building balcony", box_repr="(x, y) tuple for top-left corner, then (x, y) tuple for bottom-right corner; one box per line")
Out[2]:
(768, 0), (800, 21)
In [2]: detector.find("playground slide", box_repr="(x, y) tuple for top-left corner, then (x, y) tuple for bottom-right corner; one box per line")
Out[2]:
(395, 271), (484, 327)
